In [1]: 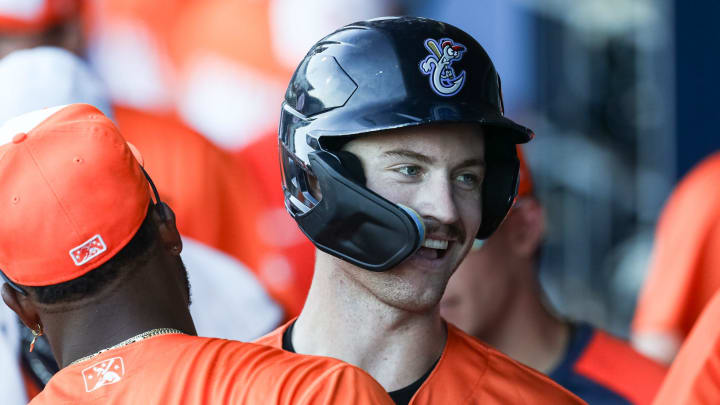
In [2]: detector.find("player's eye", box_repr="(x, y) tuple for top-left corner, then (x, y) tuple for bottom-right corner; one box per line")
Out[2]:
(455, 172), (480, 190)
(396, 165), (422, 177)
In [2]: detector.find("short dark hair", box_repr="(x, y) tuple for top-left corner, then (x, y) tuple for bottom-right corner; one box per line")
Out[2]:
(26, 206), (158, 304)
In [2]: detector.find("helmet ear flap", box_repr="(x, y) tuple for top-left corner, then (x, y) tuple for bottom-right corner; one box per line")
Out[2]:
(477, 136), (519, 239)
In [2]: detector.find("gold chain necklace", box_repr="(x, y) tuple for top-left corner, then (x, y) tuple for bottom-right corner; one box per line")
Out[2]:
(68, 328), (186, 367)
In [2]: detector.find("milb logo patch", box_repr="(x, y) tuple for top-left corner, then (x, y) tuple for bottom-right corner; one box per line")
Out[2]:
(69, 235), (107, 266)
(82, 357), (125, 392)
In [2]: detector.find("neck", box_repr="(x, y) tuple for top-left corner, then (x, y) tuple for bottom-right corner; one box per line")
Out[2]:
(41, 259), (197, 368)
(293, 253), (446, 391)
(477, 271), (570, 373)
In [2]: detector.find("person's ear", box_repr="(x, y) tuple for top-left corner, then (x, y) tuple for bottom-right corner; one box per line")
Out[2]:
(2, 283), (41, 332)
(508, 198), (545, 258)
(152, 202), (183, 256)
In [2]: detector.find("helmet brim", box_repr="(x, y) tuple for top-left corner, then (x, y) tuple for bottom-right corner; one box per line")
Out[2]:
(305, 100), (533, 149)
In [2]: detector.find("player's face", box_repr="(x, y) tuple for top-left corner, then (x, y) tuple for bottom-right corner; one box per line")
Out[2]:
(440, 233), (515, 337)
(340, 123), (484, 311)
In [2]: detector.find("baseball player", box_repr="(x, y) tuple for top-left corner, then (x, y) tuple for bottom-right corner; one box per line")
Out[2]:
(0, 46), (286, 399)
(255, 16), (584, 404)
(651, 288), (720, 404)
(631, 151), (720, 364)
(0, 104), (393, 404)
(441, 148), (667, 404)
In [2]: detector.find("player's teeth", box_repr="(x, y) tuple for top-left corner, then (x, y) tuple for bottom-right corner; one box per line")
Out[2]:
(422, 239), (448, 250)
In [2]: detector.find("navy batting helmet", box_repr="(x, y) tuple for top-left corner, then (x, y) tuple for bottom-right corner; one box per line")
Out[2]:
(279, 16), (533, 271)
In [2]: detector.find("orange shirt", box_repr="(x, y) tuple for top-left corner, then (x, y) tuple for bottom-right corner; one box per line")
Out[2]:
(632, 151), (720, 341)
(31, 333), (392, 405)
(255, 319), (585, 404)
(652, 290), (720, 405)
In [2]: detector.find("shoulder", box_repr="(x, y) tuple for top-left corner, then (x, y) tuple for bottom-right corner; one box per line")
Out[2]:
(415, 324), (582, 404)
(148, 335), (390, 404)
(220, 340), (393, 404)
(482, 343), (583, 403)
(253, 318), (293, 348)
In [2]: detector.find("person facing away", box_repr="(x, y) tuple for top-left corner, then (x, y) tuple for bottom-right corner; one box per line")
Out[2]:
(254, 16), (585, 405)
(631, 150), (720, 365)
(441, 148), (667, 405)
(0, 103), (393, 404)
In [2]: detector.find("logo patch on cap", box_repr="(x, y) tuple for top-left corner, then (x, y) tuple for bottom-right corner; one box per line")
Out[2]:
(70, 235), (107, 266)
(419, 38), (467, 97)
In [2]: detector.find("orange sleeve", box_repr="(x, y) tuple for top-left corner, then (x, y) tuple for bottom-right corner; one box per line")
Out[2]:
(573, 331), (666, 404)
(652, 291), (720, 405)
(633, 152), (720, 339)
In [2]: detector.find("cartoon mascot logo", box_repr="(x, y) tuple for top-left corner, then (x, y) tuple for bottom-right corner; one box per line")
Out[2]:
(419, 38), (467, 97)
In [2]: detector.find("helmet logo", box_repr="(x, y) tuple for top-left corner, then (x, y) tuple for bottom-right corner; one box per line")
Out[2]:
(419, 38), (467, 97)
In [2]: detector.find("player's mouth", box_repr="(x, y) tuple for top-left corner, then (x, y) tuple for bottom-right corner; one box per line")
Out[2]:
(415, 237), (452, 260)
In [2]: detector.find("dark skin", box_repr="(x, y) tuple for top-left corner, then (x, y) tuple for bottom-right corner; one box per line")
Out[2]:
(1, 203), (197, 368)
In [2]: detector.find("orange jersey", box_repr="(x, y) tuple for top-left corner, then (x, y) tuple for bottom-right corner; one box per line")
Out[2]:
(652, 290), (720, 405)
(255, 319), (585, 404)
(632, 151), (720, 341)
(31, 333), (392, 405)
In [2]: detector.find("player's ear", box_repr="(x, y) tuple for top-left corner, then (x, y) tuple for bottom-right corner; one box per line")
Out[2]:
(2, 283), (42, 331)
(508, 198), (545, 258)
(152, 202), (183, 256)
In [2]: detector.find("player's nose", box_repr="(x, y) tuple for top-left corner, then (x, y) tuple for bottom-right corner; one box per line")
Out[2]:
(415, 175), (459, 225)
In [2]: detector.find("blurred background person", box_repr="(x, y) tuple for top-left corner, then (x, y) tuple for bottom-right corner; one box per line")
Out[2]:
(441, 148), (667, 404)
(631, 151), (720, 364)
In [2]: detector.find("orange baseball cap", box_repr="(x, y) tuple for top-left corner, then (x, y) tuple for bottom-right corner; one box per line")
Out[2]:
(0, 104), (153, 290)
(0, 0), (81, 33)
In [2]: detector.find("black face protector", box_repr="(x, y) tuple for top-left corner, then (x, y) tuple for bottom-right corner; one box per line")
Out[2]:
(278, 16), (533, 271)
(281, 146), (424, 271)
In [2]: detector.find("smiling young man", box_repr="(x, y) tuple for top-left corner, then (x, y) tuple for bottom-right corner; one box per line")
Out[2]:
(255, 16), (584, 404)
(0, 103), (393, 404)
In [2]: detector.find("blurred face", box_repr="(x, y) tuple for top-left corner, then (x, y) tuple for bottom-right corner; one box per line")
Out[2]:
(440, 235), (516, 337)
(340, 123), (485, 311)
